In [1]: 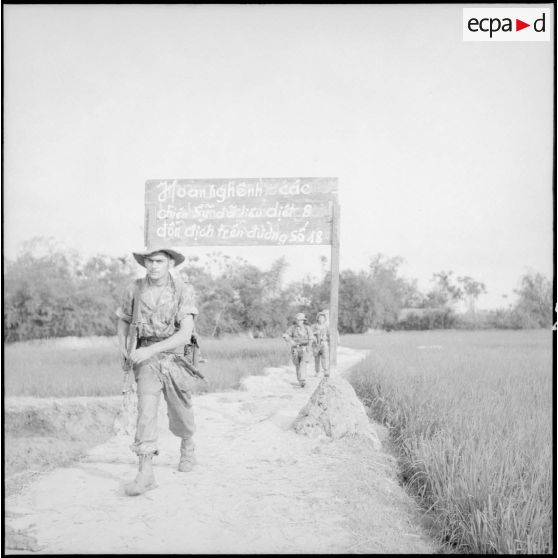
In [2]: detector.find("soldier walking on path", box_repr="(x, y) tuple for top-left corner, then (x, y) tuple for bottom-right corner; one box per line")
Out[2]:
(312, 311), (330, 377)
(282, 312), (314, 388)
(116, 245), (200, 496)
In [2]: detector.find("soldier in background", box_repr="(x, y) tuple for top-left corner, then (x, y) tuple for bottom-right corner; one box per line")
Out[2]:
(312, 311), (330, 377)
(282, 312), (314, 388)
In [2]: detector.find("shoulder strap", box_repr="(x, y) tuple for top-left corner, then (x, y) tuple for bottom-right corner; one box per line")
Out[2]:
(131, 278), (143, 326)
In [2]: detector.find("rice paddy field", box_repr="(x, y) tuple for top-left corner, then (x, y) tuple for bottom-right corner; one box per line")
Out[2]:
(344, 329), (553, 554)
(4, 336), (290, 397)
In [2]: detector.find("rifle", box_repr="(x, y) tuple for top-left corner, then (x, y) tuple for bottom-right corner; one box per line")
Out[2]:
(114, 282), (141, 436)
(176, 347), (208, 383)
(122, 320), (138, 387)
(122, 280), (141, 375)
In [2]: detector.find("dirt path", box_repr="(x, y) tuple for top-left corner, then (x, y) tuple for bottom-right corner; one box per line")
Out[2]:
(5, 347), (437, 554)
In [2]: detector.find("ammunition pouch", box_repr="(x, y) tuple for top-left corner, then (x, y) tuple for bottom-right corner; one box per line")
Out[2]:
(183, 343), (198, 367)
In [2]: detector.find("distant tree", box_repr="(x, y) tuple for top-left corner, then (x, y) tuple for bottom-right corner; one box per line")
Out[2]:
(337, 270), (372, 333)
(425, 271), (463, 308)
(400, 278), (424, 308)
(177, 256), (239, 337)
(286, 272), (330, 324)
(179, 254), (291, 337)
(3, 237), (136, 341)
(367, 255), (418, 328)
(513, 271), (553, 328)
(5, 239), (76, 340)
(263, 257), (288, 299)
(457, 275), (487, 316)
(198, 277), (240, 337)
(294, 254), (419, 333)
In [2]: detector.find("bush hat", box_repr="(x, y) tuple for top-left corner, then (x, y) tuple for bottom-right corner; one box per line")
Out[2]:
(317, 311), (328, 319)
(133, 245), (185, 268)
(295, 312), (307, 321)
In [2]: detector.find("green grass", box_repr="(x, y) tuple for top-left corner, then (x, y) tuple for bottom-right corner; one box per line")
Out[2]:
(343, 329), (553, 554)
(4, 336), (290, 398)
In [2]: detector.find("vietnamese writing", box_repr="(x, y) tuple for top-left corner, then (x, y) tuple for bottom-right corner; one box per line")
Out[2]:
(155, 220), (326, 245)
(157, 180), (263, 204)
(156, 202), (318, 221)
(156, 179), (313, 204)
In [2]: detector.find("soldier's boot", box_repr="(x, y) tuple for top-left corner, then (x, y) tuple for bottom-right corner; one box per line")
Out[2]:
(178, 438), (197, 472)
(124, 454), (156, 496)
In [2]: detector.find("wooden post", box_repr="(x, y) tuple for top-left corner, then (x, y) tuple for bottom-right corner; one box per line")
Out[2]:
(329, 200), (340, 375)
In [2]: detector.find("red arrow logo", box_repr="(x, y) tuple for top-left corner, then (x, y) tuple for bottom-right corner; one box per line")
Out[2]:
(516, 19), (530, 31)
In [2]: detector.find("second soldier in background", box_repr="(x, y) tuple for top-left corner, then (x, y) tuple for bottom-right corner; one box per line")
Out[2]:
(282, 312), (314, 388)
(312, 311), (330, 377)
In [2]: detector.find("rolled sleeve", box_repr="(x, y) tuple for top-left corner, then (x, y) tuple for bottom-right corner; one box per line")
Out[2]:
(115, 282), (134, 323)
(176, 282), (198, 322)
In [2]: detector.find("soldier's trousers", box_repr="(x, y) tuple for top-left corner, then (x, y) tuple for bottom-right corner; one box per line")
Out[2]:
(314, 343), (329, 374)
(291, 346), (311, 386)
(131, 353), (196, 456)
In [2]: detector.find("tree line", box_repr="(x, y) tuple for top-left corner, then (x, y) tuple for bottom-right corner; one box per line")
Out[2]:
(3, 237), (553, 342)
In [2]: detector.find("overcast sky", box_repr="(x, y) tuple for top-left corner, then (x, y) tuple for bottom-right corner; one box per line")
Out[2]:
(3, 4), (554, 308)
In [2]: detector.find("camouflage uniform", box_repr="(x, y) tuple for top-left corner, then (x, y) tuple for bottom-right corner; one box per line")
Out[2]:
(116, 272), (198, 456)
(282, 322), (314, 387)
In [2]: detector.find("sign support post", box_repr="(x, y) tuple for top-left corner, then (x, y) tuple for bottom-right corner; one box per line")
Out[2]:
(329, 200), (340, 375)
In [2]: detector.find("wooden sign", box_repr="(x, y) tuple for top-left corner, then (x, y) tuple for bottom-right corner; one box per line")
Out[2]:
(144, 177), (338, 247)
